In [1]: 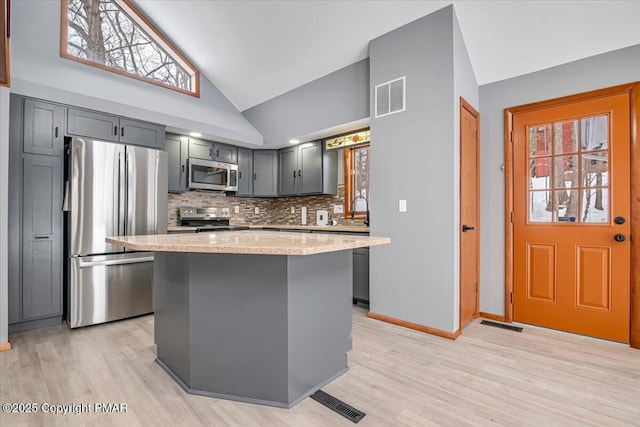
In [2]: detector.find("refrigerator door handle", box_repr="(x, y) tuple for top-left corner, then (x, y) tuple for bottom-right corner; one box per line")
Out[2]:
(118, 150), (126, 237)
(77, 256), (154, 268)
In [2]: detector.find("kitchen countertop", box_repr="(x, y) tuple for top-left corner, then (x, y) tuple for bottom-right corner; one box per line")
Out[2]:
(107, 230), (389, 255)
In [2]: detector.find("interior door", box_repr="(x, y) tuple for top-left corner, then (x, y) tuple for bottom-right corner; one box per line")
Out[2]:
(460, 99), (480, 329)
(512, 93), (631, 342)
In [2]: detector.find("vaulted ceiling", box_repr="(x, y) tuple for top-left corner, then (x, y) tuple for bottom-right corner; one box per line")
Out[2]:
(133, 1), (640, 112)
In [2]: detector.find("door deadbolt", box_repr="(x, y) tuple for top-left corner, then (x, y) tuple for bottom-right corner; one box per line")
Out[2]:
(614, 216), (626, 225)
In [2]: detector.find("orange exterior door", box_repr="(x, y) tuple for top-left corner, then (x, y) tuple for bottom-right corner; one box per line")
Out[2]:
(513, 93), (631, 342)
(460, 99), (480, 329)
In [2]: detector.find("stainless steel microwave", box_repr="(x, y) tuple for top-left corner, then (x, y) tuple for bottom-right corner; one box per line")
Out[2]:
(188, 158), (238, 192)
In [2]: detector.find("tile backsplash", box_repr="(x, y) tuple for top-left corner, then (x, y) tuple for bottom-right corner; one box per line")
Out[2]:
(168, 185), (357, 226)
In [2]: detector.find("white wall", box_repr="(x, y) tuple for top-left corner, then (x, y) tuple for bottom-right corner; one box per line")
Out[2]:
(0, 86), (9, 345)
(452, 8), (479, 330)
(12, 1), (262, 146)
(479, 43), (640, 316)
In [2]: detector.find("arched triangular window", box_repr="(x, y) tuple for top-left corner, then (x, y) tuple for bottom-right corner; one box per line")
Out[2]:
(61, 0), (199, 97)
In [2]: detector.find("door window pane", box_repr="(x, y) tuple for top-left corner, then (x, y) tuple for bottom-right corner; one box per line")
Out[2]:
(553, 155), (579, 189)
(581, 188), (609, 223)
(529, 191), (552, 222)
(530, 124), (552, 157)
(581, 116), (608, 151)
(554, 120), (578, 154)
(582, 153), (608, 187)
(353, 147), (370, 212)
(555, 190), (579, 222)
(530, 157), (551, 190)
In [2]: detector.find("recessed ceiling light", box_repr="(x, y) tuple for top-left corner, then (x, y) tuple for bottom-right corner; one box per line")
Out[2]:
(190, 132), (202, 137)
(289, 139), (299, 144)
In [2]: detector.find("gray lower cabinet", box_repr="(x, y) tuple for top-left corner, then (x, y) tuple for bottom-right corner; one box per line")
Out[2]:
(23, 99), (64, 156)
(353, 247), (370, 303)
(166, 134), (189, 192)
(67, 107), (164, 148)
(278, 141), (337, 196)
(253, 150), (278, 197)
(21, 154), (63, 320)
(237, 147), (253, 196)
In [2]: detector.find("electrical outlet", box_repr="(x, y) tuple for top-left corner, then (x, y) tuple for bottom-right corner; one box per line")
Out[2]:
(291, 206), (295, 214)
(234, 206), (240, 214)
(333, 204), (344, 214)
(399, 199), (407, 212)
(254, 207), (260, 214)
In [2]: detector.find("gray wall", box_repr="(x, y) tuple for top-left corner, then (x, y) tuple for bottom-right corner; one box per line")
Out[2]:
(0, 87), (8, 345)
(12, 1), (262, 146)
(479, 43), (640, 315)
(242, 59), (369, 145)
(369, 6), (459, 332)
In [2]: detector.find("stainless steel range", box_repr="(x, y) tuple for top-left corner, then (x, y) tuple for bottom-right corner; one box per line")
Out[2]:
(179, 207), (249, 232)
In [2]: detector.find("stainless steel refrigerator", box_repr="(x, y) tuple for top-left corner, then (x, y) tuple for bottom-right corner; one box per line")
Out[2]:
(67, 138), (167, 328)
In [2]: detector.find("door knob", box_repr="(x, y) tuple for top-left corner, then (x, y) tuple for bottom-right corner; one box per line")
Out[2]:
(614, 216), (626, 225)
(614, 234), (626, 242)
(462, 225), (475, 232)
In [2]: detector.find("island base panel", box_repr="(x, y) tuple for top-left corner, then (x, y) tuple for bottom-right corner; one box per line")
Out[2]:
(154, 251), (353, 408)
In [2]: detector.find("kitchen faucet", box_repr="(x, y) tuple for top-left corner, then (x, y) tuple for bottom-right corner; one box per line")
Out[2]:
(351, 195), (370, 226)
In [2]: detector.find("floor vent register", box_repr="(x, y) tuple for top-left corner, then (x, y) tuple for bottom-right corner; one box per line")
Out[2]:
(310, 390), (366, 423)
(481, 320), (523, 333)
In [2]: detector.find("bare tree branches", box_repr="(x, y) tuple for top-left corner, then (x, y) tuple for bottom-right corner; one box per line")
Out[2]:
(65, 0), (192, 91)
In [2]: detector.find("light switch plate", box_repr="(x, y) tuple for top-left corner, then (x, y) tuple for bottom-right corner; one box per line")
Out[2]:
(254, 207), (260, 214)
(399, 199), (407, 212)
(234, 206), (240, 214)
(291, 206), (295, 214)
(333, 204), (344, 214)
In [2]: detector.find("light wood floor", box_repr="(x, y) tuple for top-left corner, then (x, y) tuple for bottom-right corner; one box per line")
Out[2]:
(1, 307), (638, 427)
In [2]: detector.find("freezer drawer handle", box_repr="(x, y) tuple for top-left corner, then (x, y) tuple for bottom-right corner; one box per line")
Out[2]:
(78, 256), (154, 268)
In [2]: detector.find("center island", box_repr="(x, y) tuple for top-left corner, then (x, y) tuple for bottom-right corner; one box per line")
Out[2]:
(107, 230), (391, 408)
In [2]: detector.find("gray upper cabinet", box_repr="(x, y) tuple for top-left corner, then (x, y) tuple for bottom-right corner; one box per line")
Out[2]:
(21, 154), (63, 320)
(119, 118), (164, 148)
(67, 108), (120, 142)
(278, 141), (337, 196)
(298, 142), (323, 194)
(23, 99), (64, 156)
(166, 134), (189, 193)
(253, 150), (278, 197)
(278, 147), (298, 196)
(237, 148), (253, 196)
(213, 143), (237, 164)
(188, 138), (213, 160)
(67, 107), (164, 148)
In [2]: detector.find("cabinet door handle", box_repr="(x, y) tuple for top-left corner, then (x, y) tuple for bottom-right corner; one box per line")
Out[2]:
(253, 173), (257, 180)
(238, 171), (242, 179)
(55, 126), (59, 138)
(298, 169), (302, 177)
(216, 149), (219, 157)
(121, 127), (125, 137)
(34, 235), (50, 240)
(209, 148), (212, 157)
(181, 164), (185, 173)
(114, 126), (118, 136)
(293, 170), (296, 178)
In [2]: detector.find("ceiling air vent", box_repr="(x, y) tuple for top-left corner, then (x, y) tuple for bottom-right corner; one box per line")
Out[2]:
(375, 76), (406, 118)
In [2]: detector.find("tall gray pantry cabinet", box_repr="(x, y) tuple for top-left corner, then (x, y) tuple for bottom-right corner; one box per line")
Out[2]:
(8, 96), (64, 332)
